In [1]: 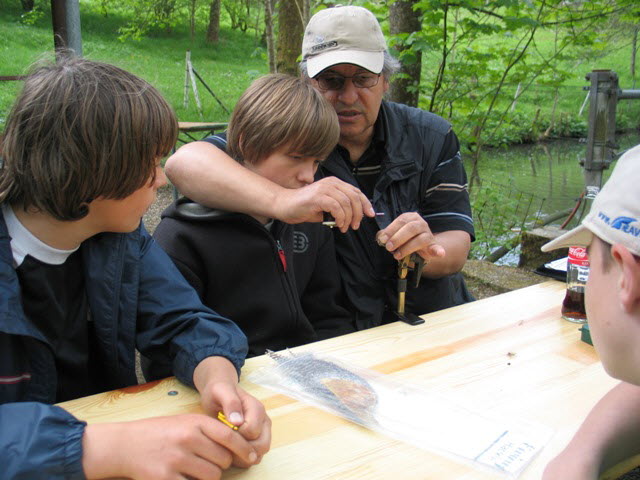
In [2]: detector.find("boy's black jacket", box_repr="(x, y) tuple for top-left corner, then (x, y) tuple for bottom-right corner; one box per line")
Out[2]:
(153, 198), (355, 358)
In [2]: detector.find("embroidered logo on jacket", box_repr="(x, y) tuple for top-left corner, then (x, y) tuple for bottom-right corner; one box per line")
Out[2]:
(293, 231), (310, 253)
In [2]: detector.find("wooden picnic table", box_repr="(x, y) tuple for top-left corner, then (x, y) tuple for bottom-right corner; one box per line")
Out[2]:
(60, 281), (636, 479)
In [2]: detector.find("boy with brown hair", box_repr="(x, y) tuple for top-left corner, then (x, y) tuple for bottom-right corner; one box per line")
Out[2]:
(0, 55), (270, 479)
(153, 74), (355, 360)
(541, 144), (640, 479)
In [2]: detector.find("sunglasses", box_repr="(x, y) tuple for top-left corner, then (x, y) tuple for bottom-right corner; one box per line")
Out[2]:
(314, 72), (381, 91)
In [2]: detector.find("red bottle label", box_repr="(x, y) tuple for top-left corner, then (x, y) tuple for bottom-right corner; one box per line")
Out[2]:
(568, 246), (589, 267)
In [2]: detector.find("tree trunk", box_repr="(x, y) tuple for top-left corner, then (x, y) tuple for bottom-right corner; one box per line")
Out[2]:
(632, 25), (638, 89)
(276, 0), (304, 76)
(264, 0), (276, 72)
(206, 0), (221, 44)
(389, 0), (422, 107)
(21, 0), (34, 11)
(189, 0), (196, 44)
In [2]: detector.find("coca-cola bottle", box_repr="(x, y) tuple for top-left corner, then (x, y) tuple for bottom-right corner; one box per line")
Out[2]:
(561, 246), (589, 323)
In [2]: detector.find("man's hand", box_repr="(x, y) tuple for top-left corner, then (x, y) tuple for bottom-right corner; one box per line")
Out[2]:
(165, 144), (373, 233)
(82, 414), (258, 480)
(193, 357), (271, 467)
(273, 176), (374, 233)
(376, 213), (471, 278)
(376, 212), (445, 262)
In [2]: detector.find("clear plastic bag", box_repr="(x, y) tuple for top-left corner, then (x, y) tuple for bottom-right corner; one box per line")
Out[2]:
(248, 350), (552, 478)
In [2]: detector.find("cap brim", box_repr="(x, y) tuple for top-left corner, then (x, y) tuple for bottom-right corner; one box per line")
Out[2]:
(307, 50), (384, 78)
(541, 225), (594, 252)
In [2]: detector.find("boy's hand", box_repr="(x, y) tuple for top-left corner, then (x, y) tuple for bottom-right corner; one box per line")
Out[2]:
(274, 176), (374, 233)
(194, 356), (272, 466)
(82, 415), (255, 480)
(199, 381), (272, 467)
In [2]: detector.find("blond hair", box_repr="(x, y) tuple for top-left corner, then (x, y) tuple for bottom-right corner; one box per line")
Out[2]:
(227, 74), (339, 164)
(0, 54), (178, 220)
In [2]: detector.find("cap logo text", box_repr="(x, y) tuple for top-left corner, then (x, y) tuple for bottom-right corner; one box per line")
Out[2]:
(311, 41), (338, 52)
(597, 212), (640, 238)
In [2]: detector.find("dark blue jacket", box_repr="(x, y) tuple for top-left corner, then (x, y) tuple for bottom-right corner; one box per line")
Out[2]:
(317, 101), (475, 329)
(0, 209), (248, 479)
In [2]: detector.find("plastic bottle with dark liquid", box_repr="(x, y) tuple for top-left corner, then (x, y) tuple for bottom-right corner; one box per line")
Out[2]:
(561, 246), (589, 323)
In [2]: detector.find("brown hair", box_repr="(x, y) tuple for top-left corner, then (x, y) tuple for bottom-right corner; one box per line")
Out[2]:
(226, 73), (339, 165)
(0, 54), (178, 220)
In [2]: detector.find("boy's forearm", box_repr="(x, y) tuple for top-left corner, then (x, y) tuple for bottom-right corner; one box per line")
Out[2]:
(583, 382), (640, 472)
(548, 382), (640, 477)
(165, 142), (282, 218)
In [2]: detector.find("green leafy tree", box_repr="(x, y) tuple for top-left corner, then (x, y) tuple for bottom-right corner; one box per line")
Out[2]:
(117, 0), (181, 40)
(223, 0), (263, 33)
(401, 0), (636, 184)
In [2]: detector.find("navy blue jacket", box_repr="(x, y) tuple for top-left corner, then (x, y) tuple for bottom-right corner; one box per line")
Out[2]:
(0, 209), (248, 479)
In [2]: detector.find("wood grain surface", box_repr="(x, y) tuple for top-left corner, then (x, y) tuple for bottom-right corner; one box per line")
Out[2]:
(60, 281), (629, 479)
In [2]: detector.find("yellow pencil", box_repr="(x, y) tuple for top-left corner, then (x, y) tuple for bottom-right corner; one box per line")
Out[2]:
(217, 411), (239, 431)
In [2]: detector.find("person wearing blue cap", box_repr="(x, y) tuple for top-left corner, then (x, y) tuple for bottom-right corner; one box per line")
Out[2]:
(541, 144), (640, 479)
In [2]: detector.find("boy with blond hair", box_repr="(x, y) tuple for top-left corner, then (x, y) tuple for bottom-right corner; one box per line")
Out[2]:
(153, 74), (355, 360)
(541, 144), (640, 479)
(0, 55), (269, 479)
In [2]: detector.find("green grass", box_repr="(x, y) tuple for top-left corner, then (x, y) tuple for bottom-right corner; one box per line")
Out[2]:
(1, 0), (638, 144)
(0, 0), (268, 129)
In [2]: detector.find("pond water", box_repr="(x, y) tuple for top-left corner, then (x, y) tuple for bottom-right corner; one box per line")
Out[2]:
(462, 131), (640, 264)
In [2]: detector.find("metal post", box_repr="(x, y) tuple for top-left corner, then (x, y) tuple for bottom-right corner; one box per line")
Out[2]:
(582, 70), (618, 191)
(50, 0), (82, 56)
(618, 89), (640, 100)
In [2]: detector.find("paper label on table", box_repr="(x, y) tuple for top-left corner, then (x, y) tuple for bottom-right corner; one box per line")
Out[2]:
(249, 351), (552, 478)
(473, 431), (539, 474)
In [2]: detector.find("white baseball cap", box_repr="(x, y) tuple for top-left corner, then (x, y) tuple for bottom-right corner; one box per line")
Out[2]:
(302, 6), (387, 78)
(541, 143), (640, 256)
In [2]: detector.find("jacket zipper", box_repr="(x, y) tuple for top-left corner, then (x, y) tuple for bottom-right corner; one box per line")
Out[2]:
(276, 240), (287, 272)
(272, 233), (301, 329)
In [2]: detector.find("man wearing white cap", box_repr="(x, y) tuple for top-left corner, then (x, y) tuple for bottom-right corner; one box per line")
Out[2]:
(540, 144), (640, 479)
(165, 6), (475, 329)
